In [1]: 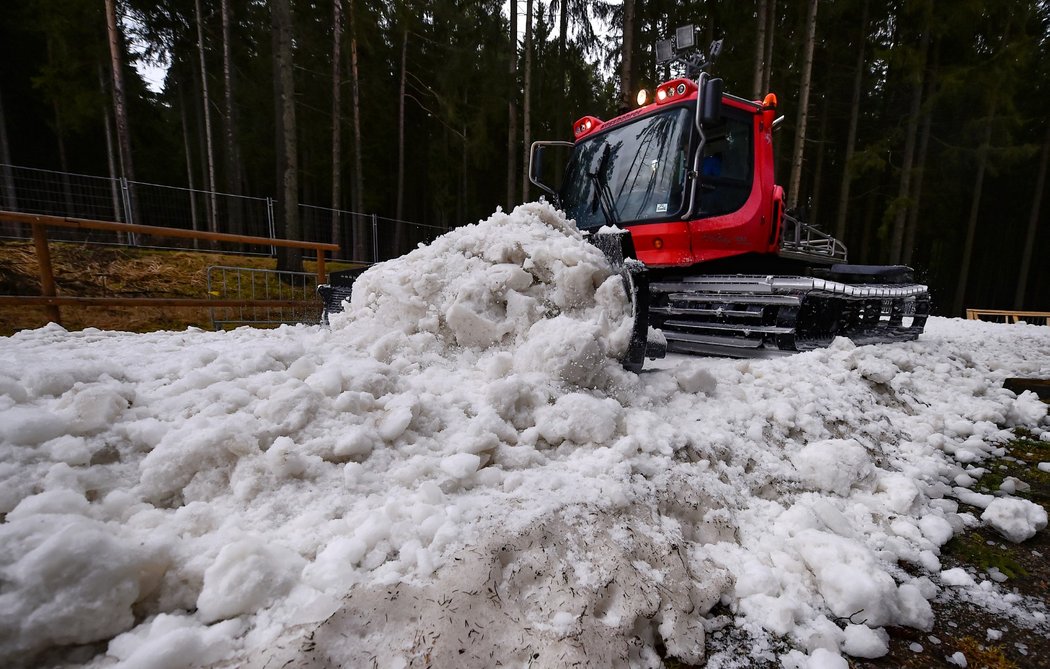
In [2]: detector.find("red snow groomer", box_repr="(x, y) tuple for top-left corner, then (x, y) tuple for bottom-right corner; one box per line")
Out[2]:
(530, 26), (929, 369)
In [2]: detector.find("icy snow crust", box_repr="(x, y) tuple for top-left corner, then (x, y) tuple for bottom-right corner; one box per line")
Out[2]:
(0, 202), (1048, 668)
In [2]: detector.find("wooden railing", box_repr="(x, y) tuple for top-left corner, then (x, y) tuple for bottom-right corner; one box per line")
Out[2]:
(966, 308), (1050, 325)
(0, 210), (338, 327)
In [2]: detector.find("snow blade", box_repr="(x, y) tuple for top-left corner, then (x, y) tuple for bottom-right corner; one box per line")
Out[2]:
(588, 229), (666, 372)
(317, 268), (366, 324)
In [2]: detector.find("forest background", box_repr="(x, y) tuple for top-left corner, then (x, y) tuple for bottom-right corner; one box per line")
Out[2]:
(0, 0), (1047, 317)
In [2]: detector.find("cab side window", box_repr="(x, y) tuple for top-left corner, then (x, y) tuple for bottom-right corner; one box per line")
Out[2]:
(699, 113), (753, 216)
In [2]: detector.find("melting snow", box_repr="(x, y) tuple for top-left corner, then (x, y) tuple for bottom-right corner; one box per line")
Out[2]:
(1, 202), (1049, 668)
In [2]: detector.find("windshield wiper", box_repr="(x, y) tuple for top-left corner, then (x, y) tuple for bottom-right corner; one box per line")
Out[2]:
(587, 144), (620, 226)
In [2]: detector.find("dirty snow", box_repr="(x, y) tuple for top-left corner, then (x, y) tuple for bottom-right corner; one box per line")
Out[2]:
(1, 202), (1048, 668)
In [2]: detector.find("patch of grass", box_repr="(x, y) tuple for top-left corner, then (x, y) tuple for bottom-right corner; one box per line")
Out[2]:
(973, 434), (1050, 513)
(956, 635), (1019, 669)
(1007, 437), (1050, 464)
(942, 531), (1028, 579)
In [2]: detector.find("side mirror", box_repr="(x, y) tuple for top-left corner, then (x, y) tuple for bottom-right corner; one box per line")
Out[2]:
(699, 77), (724, 127)
(529, 141), (573, 202)
(530, 144), (546, 183)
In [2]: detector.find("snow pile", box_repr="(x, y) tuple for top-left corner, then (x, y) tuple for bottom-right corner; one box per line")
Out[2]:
(330, 200), (634, 388)
(1, 204), (1049, 668)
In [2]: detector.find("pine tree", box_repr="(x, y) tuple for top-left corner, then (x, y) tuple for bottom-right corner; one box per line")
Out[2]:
(787, 0), (818, 212)
(271, 0), (301, 269)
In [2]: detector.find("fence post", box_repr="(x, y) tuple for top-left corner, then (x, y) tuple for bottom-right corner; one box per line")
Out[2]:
(109, 174), (122, 224)
(31, 222), (61, 325)
(266, 197), (277, 256)
(372, 213), (379, 263)
(120, 177), (133, 225)
(119, 177), (139, 246)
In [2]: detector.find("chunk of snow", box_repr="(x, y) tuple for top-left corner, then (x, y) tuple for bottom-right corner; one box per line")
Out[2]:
(940, 568), (976, 587)
(791, 530), (899, 627)
(0, 517), (162, 658)
(535, 393), (622, 446)
(196, 538), (304, 623)
(0, 407), (70, 445)
(980, 497), (1048, 543)
(999, 476), (1030, 494)
(440, 453), (481, 479)
(790, 439), (873, 496)
(953, 487), (995, 509)
(106, 613), (241, 669)
(807, 647), (849, 669)
(986, 566), (1008, 583)
(675, 365), (717, 395)
(918, 514), (954, 547)
(841, 624), (889, 658)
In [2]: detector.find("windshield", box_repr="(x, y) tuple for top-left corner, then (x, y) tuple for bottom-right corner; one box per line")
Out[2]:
(560, 107), (691, 230)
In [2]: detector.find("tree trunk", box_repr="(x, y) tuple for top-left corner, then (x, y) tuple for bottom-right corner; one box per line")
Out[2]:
(43, 36), (74, 219)
(888, 25), (930, 264)
(521, 0), (534, 202)
(331, 0), (344, 253)
(952, 101), (996, 316)
(787, 0), (818, 211)
(0, 85), (16, 213)
(762, 0), (775, 93)
(178, 84), (200, 239)
(834, 0), (868, 241)
(1013, 124), (1049, 309)
(195, 0), (218, 233)
(220, 0), (243, 236)
(461, 119), (467, 226)
(51, 98), (74, 217)
(104, 0), (135, 193)
(558, 0), (568, 68)
(557, 0), (569, 126)
(271, 0), (302, 270)
(103, 93), (121, 222)
(859, 188), (878, 263)
(619, 0), (636, 113)
(0, 83), (23, 241)
(349, 0), (367, 261)
(192, 61), (211, 227)
(903, 45), (938, 266)
(752, 0), (768, 98)
(396, 28), (407, 221)
(809, 92), (829, 226)
(395, 27), (407, 253)
(96, 64), (123, 229)
(506, 0), (517, 209)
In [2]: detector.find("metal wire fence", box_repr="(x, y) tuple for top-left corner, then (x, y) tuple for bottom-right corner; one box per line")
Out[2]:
(207, 265), (321, 329)
(0, 163), (447, 264)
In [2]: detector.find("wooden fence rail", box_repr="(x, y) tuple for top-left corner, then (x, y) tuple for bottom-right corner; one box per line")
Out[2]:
(0, 210), (338, 327)
(966, 308), (1050, 325)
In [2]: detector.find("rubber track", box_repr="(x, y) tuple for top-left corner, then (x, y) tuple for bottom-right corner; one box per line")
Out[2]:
(649, 275), (930, 358)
